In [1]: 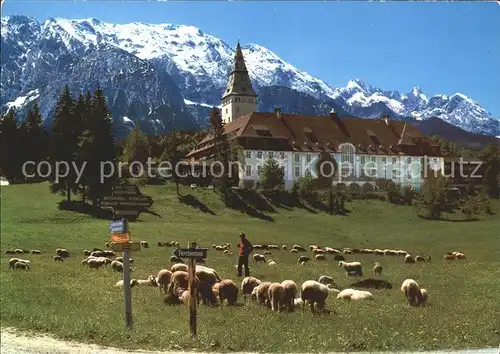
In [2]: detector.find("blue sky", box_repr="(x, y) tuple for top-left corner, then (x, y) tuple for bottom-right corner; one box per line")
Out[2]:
(3, 1), (500, 117)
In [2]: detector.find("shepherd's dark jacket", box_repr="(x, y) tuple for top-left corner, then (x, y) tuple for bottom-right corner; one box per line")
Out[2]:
(239, 239), (253, 257)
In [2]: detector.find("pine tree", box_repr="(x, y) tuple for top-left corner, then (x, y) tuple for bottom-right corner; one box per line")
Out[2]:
(80, 86), (116, 207)
(417, 161), (454, 219)
(162, 130), (182, 195)
(0, 109), (22, 182)
(209, 107), (231, 204)
(122, 126), (151, 177)
(20, 101), (48, 181)
(50, 85), (79, 201)
(479, 143), (500, 198)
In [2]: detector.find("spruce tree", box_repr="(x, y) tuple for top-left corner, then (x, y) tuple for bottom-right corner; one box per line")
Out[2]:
(50, 85), (79, 201)
(209, 107), (231, 204)
(0, 109), (21, 182)
(122, 126), (151, 177)
(21, 101), (48, 181)
(260, 157), (285, 191)
(80, 86), (116, 207)
(162, 130), (182, 195)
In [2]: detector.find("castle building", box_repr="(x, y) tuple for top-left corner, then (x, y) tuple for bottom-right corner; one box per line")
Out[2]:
(186, 42), (444, 190)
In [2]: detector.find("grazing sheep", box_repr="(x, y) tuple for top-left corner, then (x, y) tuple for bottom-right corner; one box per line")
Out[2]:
(293, 298), (303, 309)
(170, 256), (184, 264)
(195, 265), (221, 287)
(443, 254), (456, 260)
(56, 248), (70, 258)
(281, 280), (298, 312)
(241, 276), (261, 301)
(53, 255), (64, 262)
(292, 245), (306, 252)
(400, 279), (423, 306)
(30, 250), (42, 255)
(13, 261), (29, 270)
(157, 242), (164, 247)
(315, 254), (326, 261)
(454, 252), (466, 260)
(318, 275), (336, 287)
(300, 261), (306, 266)
(140, 241), (149, 248)
(87, 258), (105, 270)
(297, 256), (311, 265)
(326, 284), (340, 295)
(281, 245), (287, 250)
(8, 258), (22, 269)
(83, 250), (91, 257)
(291, 249), (298, 253)
(373, 262), (383, 276)
(349, 278), (393, 290)
(166, 271), (200, 302)
(268, 259), (277, 266)
(111, 260), (132, 273)
(263, 251), (272, 255)
(214, 279), (238, 305)
(253, 254), (266, 263)
(198, 281), (219, 306)
(156, 269), (173, 294)
(171, 263), (188, 272)
(334, 254), (345, 261)
(254, 282), (272, 306)
(4, 250), (16, 255)
(313, 248), (325, 255)
(339, 261), (363, 277)
(420, 288), (429, 305)
(14, 249), (24, 254)
(115, 256), (134, 264)
(268, 283), (285, 312)
(405, 254), (416, 264)
(300, 280), (330, 314)
(268, 244), (280, 250)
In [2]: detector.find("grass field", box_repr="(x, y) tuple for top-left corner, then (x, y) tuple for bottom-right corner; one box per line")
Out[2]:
(1, 182), (499, 353)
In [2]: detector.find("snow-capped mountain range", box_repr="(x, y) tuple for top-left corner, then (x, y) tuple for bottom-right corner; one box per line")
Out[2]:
(1, 15), (499, 138)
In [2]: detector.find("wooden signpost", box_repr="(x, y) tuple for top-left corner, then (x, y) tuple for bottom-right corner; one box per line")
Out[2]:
(101, 184), (154, 221)
(108, 218), (140, 330)
(173, 243), (208, 337)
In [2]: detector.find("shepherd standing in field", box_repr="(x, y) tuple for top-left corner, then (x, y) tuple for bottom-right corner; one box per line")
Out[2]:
(237, 232), (253, 277)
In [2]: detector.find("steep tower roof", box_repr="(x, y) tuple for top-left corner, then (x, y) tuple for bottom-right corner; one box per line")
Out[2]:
(222, 41), (258, 99)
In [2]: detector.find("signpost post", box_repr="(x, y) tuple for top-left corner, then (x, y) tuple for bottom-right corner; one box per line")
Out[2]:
(172, 243), (208, 337)
(108, 217), (140, 330)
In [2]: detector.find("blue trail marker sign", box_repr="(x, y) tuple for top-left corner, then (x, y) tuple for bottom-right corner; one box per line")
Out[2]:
(109, 219), (127, 233)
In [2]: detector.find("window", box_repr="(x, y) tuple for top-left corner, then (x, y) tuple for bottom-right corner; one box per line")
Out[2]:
(360, 156), (366, 165)
(257, 165), (262, 176)
(294, 153), (300, 163)
(381, 157), (387, 164)
(407, 157), (412, 164)
(245, 165), (252, 177)
(392, 157), (397, 165)
(279, 152), (285, 160)
(294, 166), (301, 178)
(306, 153), (312, 163)
(257, 151), (263, 159)
(268, 152), (274, 159)
(226, 108), (228, 114)
(406, 169), (412, 179)
(371, 156), (377, 163)
(236, 107), (240, 113)
(245, 150), (252, 159)
(392, 169), (399, 179)
(340, 143), (355, 178)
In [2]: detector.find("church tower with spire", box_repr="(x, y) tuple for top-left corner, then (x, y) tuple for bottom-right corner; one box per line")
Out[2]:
(221, 41), (258, 124)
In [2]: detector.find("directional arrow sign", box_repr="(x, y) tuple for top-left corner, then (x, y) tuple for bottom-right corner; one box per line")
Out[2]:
(173, 248), (208, 259)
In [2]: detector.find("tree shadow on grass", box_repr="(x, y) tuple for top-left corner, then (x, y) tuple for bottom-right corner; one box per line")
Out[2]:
(235, 189), (277, 213)
(417, 215), (481, 222)
(225, 190), (274, 222)
(140, 208), (162, 218)
(58, 200), (114, 220)
(178, 194), (216, 215)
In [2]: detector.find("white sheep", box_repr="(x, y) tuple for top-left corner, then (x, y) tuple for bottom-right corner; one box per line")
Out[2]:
(87, 258), (105, 270)
(171, 263), (188, 272)
(373, 262), (383, 276)
(281, 280), (298, 312)
(339, 261), (363, 277)
(404, 254), (415, 264)
(420, 288), (429, 305)
(300, 280), (330, 314)
(253, 254), (266, 263)
(268, 259), (277, 266)
(213, 279), (238, 306)
(268, 282), (285, 312)
(336, 288), (373, 301)
(111, 260), (133, 273)
(400, 279), (423, 306)
(318, 275), (335, 286)
(132, 275), (157, 287)
(156, 269), (173, 294)
(254, 281), (272, 306)
(13, 261), (29, 270)
(315, 254), (326, 261)
(241, 276), (262, 301)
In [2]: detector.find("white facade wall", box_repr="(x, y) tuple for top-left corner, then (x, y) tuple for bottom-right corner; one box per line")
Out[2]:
(221, 96), (257, 124)
(238, 149), (444, 191)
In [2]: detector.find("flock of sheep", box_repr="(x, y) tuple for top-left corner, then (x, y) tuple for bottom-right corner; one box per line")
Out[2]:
(4, 241), (467, 314)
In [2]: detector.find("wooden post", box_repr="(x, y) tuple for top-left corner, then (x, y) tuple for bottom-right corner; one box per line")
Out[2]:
(188, 241), (197, 337)
(123, 246), (133, 329)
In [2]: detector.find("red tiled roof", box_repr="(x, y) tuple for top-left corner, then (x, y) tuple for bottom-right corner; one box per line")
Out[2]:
(186, 111), (442, 158)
